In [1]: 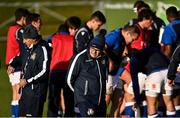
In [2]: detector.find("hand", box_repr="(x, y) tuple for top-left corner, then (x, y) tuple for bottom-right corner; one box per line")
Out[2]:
(7, 65), (15, 75)
(19, 79), (27, 88)
(177, 67), (180, 72)
(167, 79), (174, 87)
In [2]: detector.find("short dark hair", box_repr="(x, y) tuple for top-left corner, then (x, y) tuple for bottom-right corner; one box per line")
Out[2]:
(65, 16), (81, 29)
(138, 8), (154, 21)
(57, 24), (68, 33)
(137, 3), (150, 13)
(15, 8), (30, 21)
(90, 10), (106, 24)
(26, 13), (40, 25)
(123, 25), (140, 36)
(166, 6), (179, 18)
(133, 0), (145, 8)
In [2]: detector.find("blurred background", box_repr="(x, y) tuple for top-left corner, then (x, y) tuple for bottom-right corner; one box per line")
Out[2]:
(0, 0), (180, 116)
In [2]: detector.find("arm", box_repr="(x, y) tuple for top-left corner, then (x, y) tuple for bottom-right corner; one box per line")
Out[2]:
(25, 46), (49, 84)
(66, 50), (86, 91)
(161, 44), (173, 59)
(167, 46), (180, 81)
(75, 29), (89, 53)
(130, 56), (141, 105)
(160, 25), (175, 58)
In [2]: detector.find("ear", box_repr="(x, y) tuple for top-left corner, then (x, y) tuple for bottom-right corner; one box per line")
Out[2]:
(126, 32), (131, 37)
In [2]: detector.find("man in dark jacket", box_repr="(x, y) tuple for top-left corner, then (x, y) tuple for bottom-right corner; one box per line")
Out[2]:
(7, 25), (50, 117)
(66, 29), (108, 117)
(74, 10), (106, 54)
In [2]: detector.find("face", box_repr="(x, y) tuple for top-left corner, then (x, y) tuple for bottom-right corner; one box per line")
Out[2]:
(92, 20), (103, 31)
(69, 27), (78, 36)
(23, 38), (34, 47)
(89, 47), (101, 59)
(32, 19), (41, 31)
(125, 32), (138, 44)
(22, 16), (27, 26)
(143, 17), (153, 28)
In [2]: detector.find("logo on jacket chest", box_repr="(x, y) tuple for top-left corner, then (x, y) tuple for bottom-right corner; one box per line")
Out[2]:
(100, 59), (106, 65)
(30, 53), (36, 60)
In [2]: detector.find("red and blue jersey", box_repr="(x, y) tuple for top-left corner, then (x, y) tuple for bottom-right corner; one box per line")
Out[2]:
(50, 33), (74, 71)
(130, 24), (150, 50)
(6, 24), (21, 64)
(161, 19), (180, 47)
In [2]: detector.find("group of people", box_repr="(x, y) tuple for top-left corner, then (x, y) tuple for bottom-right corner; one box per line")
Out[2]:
(5, 0), (180, 117)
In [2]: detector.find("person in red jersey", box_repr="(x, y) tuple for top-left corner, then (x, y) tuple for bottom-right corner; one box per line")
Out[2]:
(47, 16), (81, 117)
(6, 8), (29, 118)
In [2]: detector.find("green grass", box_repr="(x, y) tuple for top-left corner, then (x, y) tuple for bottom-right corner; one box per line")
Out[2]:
(0, 68), (49, 117)
(0, 68), (11, 116)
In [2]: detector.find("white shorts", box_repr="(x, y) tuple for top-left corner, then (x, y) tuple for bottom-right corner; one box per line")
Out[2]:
(145, 69), (173, 97)
(9, 71), (21, 86)
(127, 72), (147, 94)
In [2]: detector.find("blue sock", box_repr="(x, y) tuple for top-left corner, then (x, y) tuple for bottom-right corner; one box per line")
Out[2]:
(140, 101), (147, 117)
(166, 111), (176, 118)
(11, 100), (19, 117)
(175, 106), (180, 117)
(122, 102), (135, 117)
(157, 106), (166, 117)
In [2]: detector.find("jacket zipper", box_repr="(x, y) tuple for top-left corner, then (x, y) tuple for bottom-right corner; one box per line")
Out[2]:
(96, 60), (102, 105)
(84, 80), (88, 95)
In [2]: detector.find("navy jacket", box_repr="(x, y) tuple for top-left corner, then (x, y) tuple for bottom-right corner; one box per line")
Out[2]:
(168, 45), (180, 81)
(74, 25), (94, 54)
(67, 49), (108, 106)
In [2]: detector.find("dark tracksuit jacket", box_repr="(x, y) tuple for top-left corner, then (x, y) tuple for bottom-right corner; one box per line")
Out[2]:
(11, 42), (50, 116)
(168, 45), (180, 84)
(74, 25), (94, 54)
(66, 49), (108, 116)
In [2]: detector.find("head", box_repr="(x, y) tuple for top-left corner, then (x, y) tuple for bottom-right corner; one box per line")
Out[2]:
(166, 6), (179, 23)
(136, 3), (150, 14)
(26, 13), (41, 31)
(89, 29), (107, 58)
(87, 11), (106, 31)
(123, 25), (140, 45)
(23, 25), (40, 47)
(15, 8), (30, 26)
(138, 8), (154, 29)
(65, 16), (81, 35)
(57, 24), (69, 33)
(133, 0), (145, 13)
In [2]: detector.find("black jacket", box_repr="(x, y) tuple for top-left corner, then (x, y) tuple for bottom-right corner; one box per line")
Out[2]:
(168, 45), (180, 80)
(66, 49), (108, 106)
(74, 25), (94, 54)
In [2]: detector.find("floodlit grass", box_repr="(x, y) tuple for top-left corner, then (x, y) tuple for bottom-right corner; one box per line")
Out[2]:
(0, 68), (49, 117)
(0, 68), (11, 116)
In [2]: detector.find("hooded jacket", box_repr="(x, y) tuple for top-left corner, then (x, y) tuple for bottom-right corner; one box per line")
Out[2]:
(67, 49), (108, 106)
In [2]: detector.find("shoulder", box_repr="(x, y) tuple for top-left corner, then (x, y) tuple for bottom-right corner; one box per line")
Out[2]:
(75, 27), (89, 36)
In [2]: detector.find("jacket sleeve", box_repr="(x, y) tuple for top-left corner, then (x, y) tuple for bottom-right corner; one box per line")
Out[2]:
(130, 56), (142, 105)
(168, 46), (180, 80)
(75, 30), (89, 53)
(66, 50), (86, 92)
(26, 46), (49, 83)
(9, 55), (22, 68)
